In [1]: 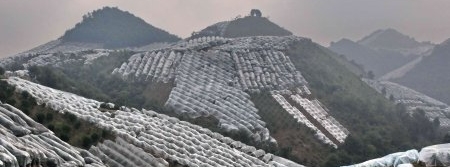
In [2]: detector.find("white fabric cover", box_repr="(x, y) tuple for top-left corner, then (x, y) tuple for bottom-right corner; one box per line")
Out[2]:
(342, 149), (419, 167)
(419, 143), (450, 166)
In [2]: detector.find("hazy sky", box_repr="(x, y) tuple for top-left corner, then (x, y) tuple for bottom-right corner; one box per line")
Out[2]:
(1, 0), (450, 57)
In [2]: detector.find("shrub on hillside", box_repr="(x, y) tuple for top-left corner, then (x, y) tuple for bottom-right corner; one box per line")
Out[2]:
(0, 66), (5, 76)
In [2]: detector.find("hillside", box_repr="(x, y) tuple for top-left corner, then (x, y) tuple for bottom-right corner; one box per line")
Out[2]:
(0, 10), (446, 165)
(191, 13), (292, 39)
(329, 29), (434, 79)
(0, 77), (302, 167)
(61, 7), (180, 48)
(1, 34), (445, 166)
(393, 39), (450, 104)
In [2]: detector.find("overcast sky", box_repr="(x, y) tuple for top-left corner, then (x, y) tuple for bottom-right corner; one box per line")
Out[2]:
(1, 0), (450, 57)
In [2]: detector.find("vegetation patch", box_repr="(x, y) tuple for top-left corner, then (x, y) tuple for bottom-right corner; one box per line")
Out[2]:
(286, 40), (443, 166)
(223, 16), (292, 38)
(61, 7), (180, 48)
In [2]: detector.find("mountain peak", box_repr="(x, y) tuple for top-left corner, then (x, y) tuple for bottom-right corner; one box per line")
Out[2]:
(357, 28), (422, 50)
(61, 7), (180, 48)
(330, 38), (356, 46)
(191, 11), (292, 39)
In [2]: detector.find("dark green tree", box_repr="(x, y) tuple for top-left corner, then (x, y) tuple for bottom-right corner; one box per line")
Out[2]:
(0, 66), (4, 75)
(443, 133), (450, 143)
(61, 7), (180, 48)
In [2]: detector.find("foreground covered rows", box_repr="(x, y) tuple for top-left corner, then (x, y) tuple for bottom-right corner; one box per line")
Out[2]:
(344, 143), (450, 167)
(0, 101), (106, 167)
(6, 77), (304, 167)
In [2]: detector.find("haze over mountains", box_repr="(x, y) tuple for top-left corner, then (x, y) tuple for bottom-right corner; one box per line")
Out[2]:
(329, 29), (434, 79)
(393, 38), (450, 104)
(0, 6), (450, 167)
(330, 28), (450, 109)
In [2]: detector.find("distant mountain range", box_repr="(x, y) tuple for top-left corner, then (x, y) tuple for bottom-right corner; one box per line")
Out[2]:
(393, 38), (450, 104)
(329, 28), (450, 115)
(329, 29), (434, 79)
(358, 28), (430, 51)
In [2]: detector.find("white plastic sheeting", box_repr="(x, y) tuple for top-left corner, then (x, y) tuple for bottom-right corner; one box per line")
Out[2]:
(0, 49), (110, 70)
(115, 36), (311, 143)
(111, 36), (310, 144)
(272, 93), (338, 148)
(364, 79), (450, 128)
(419, 143), (450, 166)
(342, 149), (419, 167)
(0, 101), (106, 167)
(165, 51), (272, 143)
(345, 144), (450, 167)
(270, 88), (349, 148)
(90, 138), (168, 167)
(6, 77), (304, 167)
(232, 49), (307, 93)
(3, 70), (29, 79)
(290, 94), (349, 143)
(112, 51), (181, 83)
(217, 36), (303, 51)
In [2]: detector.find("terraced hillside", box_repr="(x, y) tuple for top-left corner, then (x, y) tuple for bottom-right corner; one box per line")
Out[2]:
(110, 36), (349, 148)
(1, 34), (444, 166)
(1, 6), (448, 167)
(3, 77), (304, 167)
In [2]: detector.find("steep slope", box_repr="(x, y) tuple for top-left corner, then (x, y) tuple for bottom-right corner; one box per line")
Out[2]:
(4, 77), (304, 167)
(393, 39), (450, 104)
(286, 39), (442, 166)
(2, 35), (443, 166)
(191, 14), (292, 39)
(329, 29), (434, 78)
